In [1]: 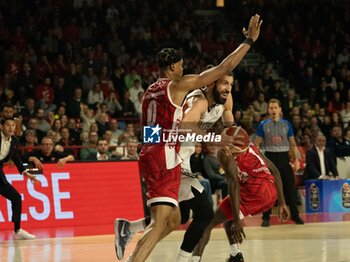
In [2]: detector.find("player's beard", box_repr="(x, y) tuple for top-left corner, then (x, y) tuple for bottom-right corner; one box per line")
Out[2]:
(213, 87), (227, 105)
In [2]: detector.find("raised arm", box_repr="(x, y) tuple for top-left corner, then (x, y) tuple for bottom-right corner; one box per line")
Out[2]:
(175, 14), (262, 94)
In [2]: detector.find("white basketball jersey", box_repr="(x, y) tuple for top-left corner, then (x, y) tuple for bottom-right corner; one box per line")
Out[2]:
(186, 89), (225, 132)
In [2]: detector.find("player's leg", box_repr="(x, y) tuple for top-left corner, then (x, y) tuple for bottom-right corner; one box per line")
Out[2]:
(223, 220), (244, 262)
(176, 187), (214, 262)
(128, 203), (181, 262)
(127, 156), (182, 262)
(261, 208), (272, 227)
(114, 216), (151, 259)
(192, 203), (227, 259)
(198, 178), (213, 206)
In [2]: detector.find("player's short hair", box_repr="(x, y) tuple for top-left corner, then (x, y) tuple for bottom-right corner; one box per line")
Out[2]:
(157, 48), (182, 69)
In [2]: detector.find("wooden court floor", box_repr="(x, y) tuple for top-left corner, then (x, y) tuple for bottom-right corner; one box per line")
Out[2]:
(1, 220), (350, 262)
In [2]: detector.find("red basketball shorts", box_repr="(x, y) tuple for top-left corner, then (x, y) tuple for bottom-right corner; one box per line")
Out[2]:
(218, 177), (277, 220)
(139, 145), (181, 207)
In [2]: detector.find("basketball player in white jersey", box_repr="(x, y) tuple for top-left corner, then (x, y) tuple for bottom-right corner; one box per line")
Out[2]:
(115, 72), (237, 262)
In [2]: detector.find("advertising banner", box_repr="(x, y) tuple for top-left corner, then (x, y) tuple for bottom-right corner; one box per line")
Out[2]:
(0, 162), (144, 229)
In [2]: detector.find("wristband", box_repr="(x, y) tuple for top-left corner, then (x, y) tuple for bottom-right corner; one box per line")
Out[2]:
(243, 37), (254, 46)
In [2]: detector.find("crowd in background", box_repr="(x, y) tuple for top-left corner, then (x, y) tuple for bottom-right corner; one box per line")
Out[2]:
(0, 0), (349, 171)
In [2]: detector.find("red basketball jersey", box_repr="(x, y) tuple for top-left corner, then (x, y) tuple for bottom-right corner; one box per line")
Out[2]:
(140, 78), (184, 169)
(235, 143), (275, 183)
(142, 78), (183, 130)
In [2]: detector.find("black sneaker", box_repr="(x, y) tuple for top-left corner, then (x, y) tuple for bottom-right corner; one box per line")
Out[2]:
(291, 217), (304, 225)
(227, 252), (244, 262)
(261, 219), (270, 227)
(114, 219), (134, 260)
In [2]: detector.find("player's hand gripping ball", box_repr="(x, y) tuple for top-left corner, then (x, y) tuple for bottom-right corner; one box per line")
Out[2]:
(224, 126), (250, 155)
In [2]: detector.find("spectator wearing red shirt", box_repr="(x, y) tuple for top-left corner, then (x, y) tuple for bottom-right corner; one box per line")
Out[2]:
(35, 78), (55, 105)
(51, 54), (67, 79)
(35, 55), (53, 80)
(63, 17), (81, 44)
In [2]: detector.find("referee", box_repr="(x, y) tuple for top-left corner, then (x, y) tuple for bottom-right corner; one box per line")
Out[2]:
(255, 98), (304, 226)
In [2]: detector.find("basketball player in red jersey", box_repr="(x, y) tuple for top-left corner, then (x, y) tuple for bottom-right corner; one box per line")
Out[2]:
(192, 142), (290, 262)
(126, 15), (262, 262)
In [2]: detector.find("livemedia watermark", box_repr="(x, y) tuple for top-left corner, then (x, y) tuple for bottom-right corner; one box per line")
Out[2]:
(143, 124), (221, 144)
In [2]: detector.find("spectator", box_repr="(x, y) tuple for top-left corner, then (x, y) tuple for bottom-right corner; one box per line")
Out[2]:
(103, 130), (118, 147)
(129, 79), (144, 104)
(327, 91), (343, 113)
(327, 125), (350, 162)
(315, 79), (333, 110)
(89, 122), (99, 135)
(58, 126), (76, 147)
(119, 138), (139, 160)
(344, 128), (350, 146)
(304, 133), (339, 180)
(118, 91), (136, 118)
(80, 131), (99, 160)
(21, 98), (36, 121)
(35, 78), (54, 105)
(267, 80), (284, 102)
(15, 62), (37, 104)
(20, 129), (38, 155)
(65, 62), (82, 92)
(95, 112), (110, 137)
(133, 91), (144, 118)
(66, 88), (83, 119)
(54, 76), (68, 106)
(86, 138), (112, 161)
(27, 118), (46, 143)
(282, 89), (299, 119)
(110, 66), (126, 95)
(109, 118), (124, 144)
(36, 92), (57, 116)
(60, 115), (68, 128)
(252, 92), (267, 116)
(340, 101), (350, 129)
(67, 118), (82, 145)
(124, 67), (141, 90)
(35, 108), (51, 133)
(80, 103), (96, 132)
(35, 56), (53, 81)
(47, 130), (59, 144)
(51, 119), (63, 139)
(24, 137), (74, 168)
(82, 67), (98, 98)
(87, 83), (104, 108)
(104, 90), (122, 117)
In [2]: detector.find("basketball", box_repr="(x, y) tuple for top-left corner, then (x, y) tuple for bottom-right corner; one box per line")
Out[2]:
(225, 126), (250, 151)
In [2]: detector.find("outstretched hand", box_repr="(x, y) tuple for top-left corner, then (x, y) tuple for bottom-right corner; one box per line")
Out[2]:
(242, 14), (263, 42)
(278, 204), (290, 223)
(231, 220), (246, 244)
